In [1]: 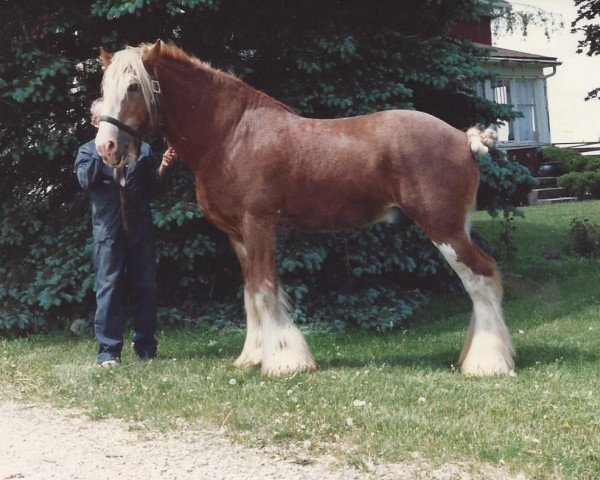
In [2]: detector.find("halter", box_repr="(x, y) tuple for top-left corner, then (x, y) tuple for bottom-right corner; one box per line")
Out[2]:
(98, 115), (145, 140)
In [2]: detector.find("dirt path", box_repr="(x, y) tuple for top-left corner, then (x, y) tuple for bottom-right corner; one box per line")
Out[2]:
(0, 399), (524, 480)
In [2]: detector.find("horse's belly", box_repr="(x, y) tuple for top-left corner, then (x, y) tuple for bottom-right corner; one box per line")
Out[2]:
(284, 195), (392, 232)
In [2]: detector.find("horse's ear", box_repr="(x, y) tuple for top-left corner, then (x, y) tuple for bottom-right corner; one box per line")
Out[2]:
(99, 47), (112, 68)
(143, 39), (163, 65)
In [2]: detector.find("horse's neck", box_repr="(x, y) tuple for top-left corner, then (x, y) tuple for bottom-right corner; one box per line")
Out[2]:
(157, 59), (269, 168)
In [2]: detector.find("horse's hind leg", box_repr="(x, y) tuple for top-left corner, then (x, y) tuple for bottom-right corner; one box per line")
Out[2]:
(235, 216), (315, 376)
(434, 233), (515, 376)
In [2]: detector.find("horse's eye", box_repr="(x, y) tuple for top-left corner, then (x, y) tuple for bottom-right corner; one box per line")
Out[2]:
(127, 83), (140, 93)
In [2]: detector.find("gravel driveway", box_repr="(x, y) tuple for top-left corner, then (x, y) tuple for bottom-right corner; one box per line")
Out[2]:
(0, 399), (524, 480)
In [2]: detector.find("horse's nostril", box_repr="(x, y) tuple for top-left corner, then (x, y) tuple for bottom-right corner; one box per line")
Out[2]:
(105, 140), (116, 154)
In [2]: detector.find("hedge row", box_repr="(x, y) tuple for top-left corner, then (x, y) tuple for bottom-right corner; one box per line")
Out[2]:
(541, 146), (600, 199)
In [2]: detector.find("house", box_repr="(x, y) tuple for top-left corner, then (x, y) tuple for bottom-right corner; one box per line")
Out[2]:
(451, 0), (562, 174)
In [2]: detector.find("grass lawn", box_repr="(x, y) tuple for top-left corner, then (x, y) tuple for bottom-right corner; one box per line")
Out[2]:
(2, 201), (600, 478)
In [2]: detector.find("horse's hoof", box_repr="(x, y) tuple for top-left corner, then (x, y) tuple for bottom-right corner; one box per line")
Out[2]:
(260, 359), (316, 377)
(233, 353), (262, 368)
(460, 360), (516, 377)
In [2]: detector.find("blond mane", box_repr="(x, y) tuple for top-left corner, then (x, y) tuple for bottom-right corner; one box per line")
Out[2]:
(102, 42), (293, 118)
(101, 46), (158, 115)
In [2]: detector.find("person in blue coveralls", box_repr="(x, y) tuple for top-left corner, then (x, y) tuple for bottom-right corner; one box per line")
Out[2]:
(75, 98), (177, 367)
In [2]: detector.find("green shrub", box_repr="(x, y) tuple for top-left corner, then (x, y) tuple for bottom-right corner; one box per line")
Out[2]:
(557, 171), (600, 199)
(540, 146), (587, 172)
(570, 218), (600, 257)
(477, 148), (537, 213)
(583, 156), (600, 172)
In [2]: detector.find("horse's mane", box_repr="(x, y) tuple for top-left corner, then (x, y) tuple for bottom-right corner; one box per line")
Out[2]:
(103, 42), (293, 116)
(101, 46), (158, 115)
(144, 42), (294, 114)
(146, 41), (206, 69)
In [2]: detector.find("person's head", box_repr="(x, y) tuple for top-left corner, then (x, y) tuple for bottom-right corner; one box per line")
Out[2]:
(90, 98), (104, 129)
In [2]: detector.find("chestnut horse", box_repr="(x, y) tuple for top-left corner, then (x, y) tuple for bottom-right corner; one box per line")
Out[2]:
(95, 40), (515, 377)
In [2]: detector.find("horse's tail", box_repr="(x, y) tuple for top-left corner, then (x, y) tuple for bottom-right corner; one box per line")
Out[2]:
(466, 126), (497, 156)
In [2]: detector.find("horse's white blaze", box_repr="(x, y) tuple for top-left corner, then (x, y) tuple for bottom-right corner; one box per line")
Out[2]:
(435, 242), (515, 376)
(96, 46), (158, 157)
(101, 47), (157, 114)
(252, 285), (315, 376)
(233, 288), (263, 367)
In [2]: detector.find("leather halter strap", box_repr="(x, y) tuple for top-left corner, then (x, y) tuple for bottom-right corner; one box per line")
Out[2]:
(98, 115), (143, 140)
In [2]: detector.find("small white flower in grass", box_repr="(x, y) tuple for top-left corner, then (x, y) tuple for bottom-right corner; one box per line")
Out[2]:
(417, 396), (426, 403)
(287, 389), (293, 395)
(518, 330), (524, 334)
(346, 417), (354, 427)
(352, 399), (366, 407)
(291, 395), (298, 403)
(207, 340), (217, 347)
(229, 378), (237, 385)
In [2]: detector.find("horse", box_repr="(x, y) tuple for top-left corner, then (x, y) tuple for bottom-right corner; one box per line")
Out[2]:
(95, 40), (515, 377)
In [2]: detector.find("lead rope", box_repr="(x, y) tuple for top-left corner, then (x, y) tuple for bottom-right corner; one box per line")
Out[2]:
(119, 184), (130, 234)
(113, 142), (139, 234)
(113, 167), (130, 234)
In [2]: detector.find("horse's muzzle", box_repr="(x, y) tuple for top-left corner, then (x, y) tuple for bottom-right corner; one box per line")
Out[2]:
(102, 154), (127, 169)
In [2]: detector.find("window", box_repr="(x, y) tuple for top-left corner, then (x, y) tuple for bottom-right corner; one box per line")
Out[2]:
(491, 78), (538, 143)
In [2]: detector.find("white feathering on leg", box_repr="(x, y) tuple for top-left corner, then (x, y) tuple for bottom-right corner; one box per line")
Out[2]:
(254, 286), (315, 376)
(435, 242), (515, 376)
(234, 288), (263, 368)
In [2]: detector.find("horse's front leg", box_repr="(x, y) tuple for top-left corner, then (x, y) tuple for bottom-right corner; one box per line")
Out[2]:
(230, 237), (262, 368)
(235, 215), (315, 376)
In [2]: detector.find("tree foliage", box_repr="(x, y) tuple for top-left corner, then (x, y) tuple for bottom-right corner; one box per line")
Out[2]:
(573, 0), (600, 99)
(0, 0), (530, 334)
(492, 3), (564, 40)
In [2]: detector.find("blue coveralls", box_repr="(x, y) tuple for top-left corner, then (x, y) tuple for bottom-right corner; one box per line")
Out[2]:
(75, 140), (158, 363)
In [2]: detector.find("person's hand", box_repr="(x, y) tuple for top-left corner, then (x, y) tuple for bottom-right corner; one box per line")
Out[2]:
(158, 147), (177, 176)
